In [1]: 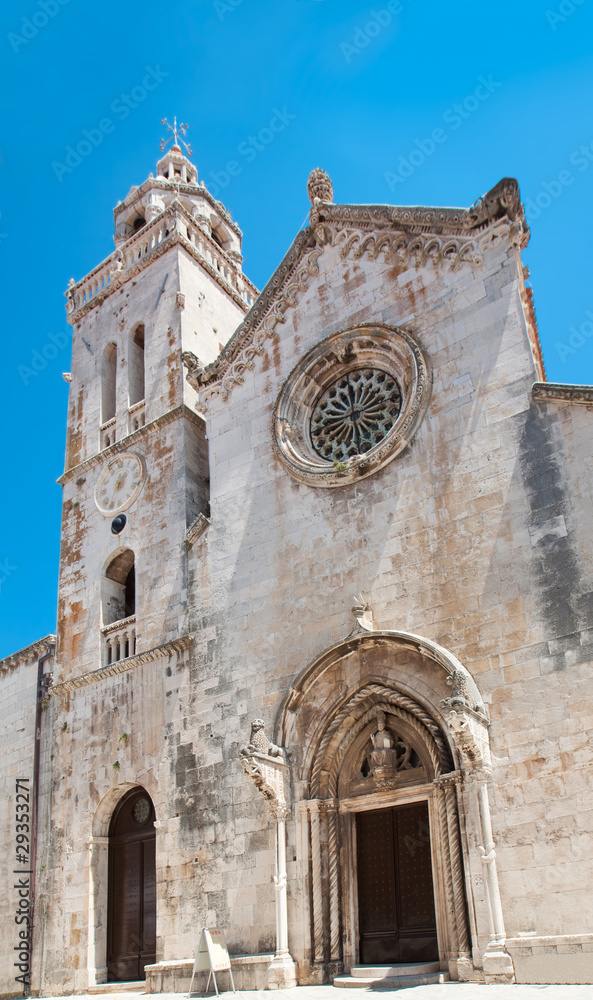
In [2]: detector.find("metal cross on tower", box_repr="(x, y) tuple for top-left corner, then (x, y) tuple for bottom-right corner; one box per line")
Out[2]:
(160, 117), (193, 157)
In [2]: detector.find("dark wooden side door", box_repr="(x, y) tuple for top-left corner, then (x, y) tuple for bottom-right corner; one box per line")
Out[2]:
(107, 789), (156, 982)
(356, 801), (438, 964)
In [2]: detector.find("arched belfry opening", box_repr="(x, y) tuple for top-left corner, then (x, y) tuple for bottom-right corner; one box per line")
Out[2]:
(129, 324), (145, 407)
(102, 549), (135, 626)
(107, 787), (156, 982)
(101, 342), (117, 424)
(101, 550), (136, 665)
(278, 628), (513, 984)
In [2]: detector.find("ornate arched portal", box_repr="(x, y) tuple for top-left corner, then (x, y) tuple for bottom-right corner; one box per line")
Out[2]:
(276, 627), (515, 984)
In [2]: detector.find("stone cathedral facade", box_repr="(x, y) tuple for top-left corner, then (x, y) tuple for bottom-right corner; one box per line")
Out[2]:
(2, 141), (593, 996)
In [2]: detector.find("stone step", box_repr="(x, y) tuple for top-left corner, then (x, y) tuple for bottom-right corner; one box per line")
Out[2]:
(87, 983), (146, 995)
(334, 964), (449, 989)
(349, 961), (440, 978)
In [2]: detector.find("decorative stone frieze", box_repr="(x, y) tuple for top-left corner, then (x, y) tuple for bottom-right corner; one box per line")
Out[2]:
(58, 403), (204, 484)
(189, 179), (527, 404)
(50, 634), (193, 694)
(532, 381), (593, 405)
(0, 634), (56, 673)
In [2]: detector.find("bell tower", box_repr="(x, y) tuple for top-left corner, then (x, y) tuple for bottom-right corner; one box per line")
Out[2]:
(57, 126), (258, 682)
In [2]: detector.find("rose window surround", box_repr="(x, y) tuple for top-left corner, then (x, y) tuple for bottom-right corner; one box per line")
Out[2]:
(274, 324), (431, 488)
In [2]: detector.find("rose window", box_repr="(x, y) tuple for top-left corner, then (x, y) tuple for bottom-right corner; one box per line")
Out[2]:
(310, 368), (402, 462)
(273, 324), (432, 488)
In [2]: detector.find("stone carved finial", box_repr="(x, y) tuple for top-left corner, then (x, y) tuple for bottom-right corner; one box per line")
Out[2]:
(307, 168), (333, 205)
(351, 592), (374, 634)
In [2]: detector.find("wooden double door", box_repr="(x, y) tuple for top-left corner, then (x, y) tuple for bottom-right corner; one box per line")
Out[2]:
(356, 801), (438, 965)
(107, 789), (156, 982)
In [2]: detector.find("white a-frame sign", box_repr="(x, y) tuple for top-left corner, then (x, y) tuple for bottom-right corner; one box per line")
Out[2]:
(188, 928), (237, 997)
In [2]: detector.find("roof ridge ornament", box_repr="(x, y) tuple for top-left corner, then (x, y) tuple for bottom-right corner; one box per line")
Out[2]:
(160, 116), (192, 157)
(307, 167), (333, 206)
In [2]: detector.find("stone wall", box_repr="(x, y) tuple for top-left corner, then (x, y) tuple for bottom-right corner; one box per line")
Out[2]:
(0, 638), (54, 998)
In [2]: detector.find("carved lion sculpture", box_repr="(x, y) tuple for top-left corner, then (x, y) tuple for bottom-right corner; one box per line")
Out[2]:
(240, 719), (285, 758)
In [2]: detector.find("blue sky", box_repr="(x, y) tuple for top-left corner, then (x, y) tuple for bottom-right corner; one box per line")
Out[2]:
(1, 0), (593, 657)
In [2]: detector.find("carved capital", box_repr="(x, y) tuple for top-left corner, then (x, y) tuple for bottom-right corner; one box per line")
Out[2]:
(446, 707), (492, 775)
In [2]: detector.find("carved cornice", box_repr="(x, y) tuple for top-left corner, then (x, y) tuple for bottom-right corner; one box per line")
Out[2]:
(191, 179), (528, 403)
(0, 634), (56, 673)
(188, 230), (319, 401)
(115, 175), (242, 237)
(532, 381), (593, 405)
(58, 403), (204, 485)
(311, 177), (527, 240)
(50, 635), (193, 694)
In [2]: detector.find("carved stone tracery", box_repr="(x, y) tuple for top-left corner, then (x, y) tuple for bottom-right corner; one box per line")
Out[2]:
(310, 368), (402, 462)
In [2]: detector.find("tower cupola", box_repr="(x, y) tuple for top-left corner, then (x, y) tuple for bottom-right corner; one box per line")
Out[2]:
(112, 119), (241, 258)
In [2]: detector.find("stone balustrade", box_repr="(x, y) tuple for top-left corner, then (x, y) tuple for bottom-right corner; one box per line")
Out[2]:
(101, 616), (137, 666)
(100, 417), (116, 450)
(65, 205), (257, 318)
(127, 400), (146, 434)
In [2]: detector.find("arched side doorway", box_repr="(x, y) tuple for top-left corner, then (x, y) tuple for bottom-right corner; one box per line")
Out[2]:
(278, 629), (514, 984)
(107, 787), (156, 982)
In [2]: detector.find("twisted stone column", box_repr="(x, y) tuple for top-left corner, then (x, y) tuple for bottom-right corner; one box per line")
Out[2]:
(309, 801), (324, 963)
(326, 805), (341, 961)
(444, 781), (470, 957)
(435, 782), (459, 955)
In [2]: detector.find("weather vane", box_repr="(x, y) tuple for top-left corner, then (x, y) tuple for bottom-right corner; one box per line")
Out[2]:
(160, 117), (192, 157)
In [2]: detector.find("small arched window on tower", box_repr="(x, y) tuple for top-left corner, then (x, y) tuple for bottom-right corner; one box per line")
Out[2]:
(129, 325), (145, 406)
(211, 228), (223, 249)
(101, 549), (136, 665)
(101, 342), (117, 444)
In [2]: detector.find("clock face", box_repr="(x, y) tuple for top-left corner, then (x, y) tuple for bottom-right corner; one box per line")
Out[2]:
(95, 452), (145, 515)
